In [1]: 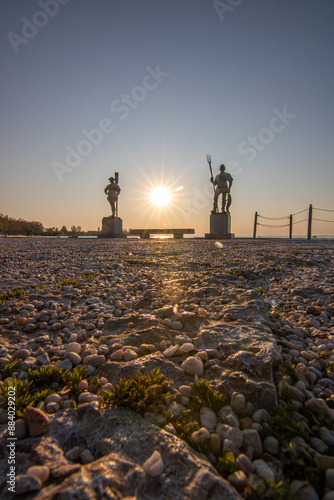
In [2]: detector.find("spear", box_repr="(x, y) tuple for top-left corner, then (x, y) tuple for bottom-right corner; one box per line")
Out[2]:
(206, 154), (215, 192)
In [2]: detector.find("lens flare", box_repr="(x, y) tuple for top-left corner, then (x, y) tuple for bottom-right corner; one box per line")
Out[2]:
(150, 187), (171, 207)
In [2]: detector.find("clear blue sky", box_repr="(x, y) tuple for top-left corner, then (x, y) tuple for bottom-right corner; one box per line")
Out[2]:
(1, 0), (333, 236)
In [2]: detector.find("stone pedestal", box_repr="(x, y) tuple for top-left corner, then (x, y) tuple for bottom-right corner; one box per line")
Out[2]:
(99, 217), (123, 238)
(205, 213), (234, 239)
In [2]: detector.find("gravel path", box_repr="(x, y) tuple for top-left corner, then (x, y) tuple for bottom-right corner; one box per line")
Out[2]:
(1, 237), (334, 499)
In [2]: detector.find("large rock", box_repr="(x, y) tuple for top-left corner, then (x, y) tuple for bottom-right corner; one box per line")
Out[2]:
(29, 404), (241, 499)
(195, 319), (280, 410)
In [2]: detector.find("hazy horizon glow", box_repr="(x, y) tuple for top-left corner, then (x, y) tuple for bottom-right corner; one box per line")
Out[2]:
(1, 0), (334, 237)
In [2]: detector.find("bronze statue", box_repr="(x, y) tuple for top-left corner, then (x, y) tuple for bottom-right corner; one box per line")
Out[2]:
(104, 176), (121, 217)
(211, 164), (233, 214)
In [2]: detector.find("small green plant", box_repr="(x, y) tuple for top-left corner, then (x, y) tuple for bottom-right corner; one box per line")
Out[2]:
(91, 372), (102, 392)
(319, 351), (330, 360)
(189, 379), (228, 413)
(100, 368), (170, 414)
(217, 451), (238, 476)
(281, 439), (324, 495)
(57, 277), (78, 287)
(245, 479), (292, 500)
(0, 287), (26, 305)
(166, 408), (199, 445)
(270, 403), (307, 443)
(308, 409), (334, 431)
(67, 366), (87, 397)
(282, 362), (296, 377)
(325, 361), (334, 373)
(0, 378), (52, 418)
(26, 365), (68, 388)
(0, 359), (19, 380)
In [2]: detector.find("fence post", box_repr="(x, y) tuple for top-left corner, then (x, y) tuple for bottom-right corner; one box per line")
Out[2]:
(289, 214), (293, 239)
(307, 204), (313, 240)
(253, 212), (258, 239)
(115, 172), (119, 218)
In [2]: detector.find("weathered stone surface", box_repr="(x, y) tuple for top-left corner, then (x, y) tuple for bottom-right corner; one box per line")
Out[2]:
(32, 404), (241, 499)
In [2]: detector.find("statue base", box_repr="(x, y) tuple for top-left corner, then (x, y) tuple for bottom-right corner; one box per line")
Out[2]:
(98, 217), (123, 238)
(205, 212), (235, 239)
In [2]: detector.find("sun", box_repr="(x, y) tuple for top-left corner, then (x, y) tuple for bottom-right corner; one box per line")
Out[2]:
(150, 187), (172, 207)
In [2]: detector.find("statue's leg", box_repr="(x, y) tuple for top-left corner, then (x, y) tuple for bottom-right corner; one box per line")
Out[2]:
(213, 191), (218, 213)
(222, 192), (226, 213)
(226, 194), (232, 213)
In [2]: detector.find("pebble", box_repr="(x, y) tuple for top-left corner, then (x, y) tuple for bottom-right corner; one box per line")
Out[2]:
(191, 427), (210, 444)
(66, 342), (81, 353)
(12, 349), (30, 360)
(290, 480), (320, 500)
(230, 392), (246, 414)
(263, 435), (280, 456)
(179, 342), (194, 353)
(15, 475), (43, 494)
(218, 406), (240, 427)
(181, 356), (203, 376)
(210, 433), (221, 454)
(236, 453), (254, 474)
(223, 438), (240, 456)
(123, 349), (137, 361)
(163, 345), (178, 357)
(27, 465), (50, 483)
(143, 450), (164, 477)
(23, 407), (50, 437)
(200, 407), (217, 430)
(242, 429), (262, 459)
(326, 469), (334, 490)
(228, 470), (248, 491)
(110, 349), (124, 360)
(253, 459), (275, 481)
(252, 409), (271, 423)
(80, 449), (95, 464)
(68, 352), (82, 365)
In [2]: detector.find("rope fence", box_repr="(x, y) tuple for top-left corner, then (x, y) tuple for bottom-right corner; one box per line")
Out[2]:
(253, 205), (334, 239)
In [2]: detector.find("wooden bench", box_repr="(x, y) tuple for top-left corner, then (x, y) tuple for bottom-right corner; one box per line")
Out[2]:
(128, 228), (195, 239)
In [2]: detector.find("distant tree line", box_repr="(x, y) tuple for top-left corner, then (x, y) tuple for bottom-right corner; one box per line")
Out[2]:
(0, 214), (98, 236)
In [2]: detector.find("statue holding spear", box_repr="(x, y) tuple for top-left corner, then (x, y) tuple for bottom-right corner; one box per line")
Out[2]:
(206, 155), (233, 214)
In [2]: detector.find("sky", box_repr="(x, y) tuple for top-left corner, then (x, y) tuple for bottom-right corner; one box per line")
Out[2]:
(1, 0), (333, 237)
